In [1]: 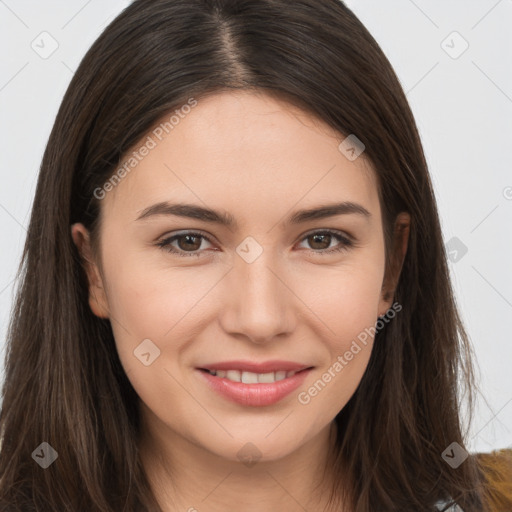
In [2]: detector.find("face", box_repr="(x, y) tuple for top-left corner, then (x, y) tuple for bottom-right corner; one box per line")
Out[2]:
(72, 91), (408, 465)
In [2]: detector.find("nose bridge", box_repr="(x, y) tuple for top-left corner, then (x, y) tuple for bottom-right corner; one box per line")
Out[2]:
(220, 244), (295, 342)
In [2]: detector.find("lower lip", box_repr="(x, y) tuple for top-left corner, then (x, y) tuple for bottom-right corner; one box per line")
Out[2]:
(196, 368), (313, 407)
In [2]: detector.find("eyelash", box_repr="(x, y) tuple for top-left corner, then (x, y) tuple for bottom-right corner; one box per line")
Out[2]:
(156, 229), (354, 258)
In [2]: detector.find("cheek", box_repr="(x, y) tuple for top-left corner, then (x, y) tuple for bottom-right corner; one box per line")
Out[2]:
(101, 261), (213, 417)
(296, 258), (385, 344)
(293, 259), (384, 414)
(100, 251), (225, 370)
(299, 343), (373, 433)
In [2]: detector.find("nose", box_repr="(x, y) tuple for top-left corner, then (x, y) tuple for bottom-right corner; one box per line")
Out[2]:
(218, 249), (296, 344)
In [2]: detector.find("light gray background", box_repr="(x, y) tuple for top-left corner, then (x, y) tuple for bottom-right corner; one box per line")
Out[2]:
(0, 0), (511, 453)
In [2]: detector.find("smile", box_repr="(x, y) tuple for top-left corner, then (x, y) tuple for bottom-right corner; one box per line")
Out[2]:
(201, 369), (300, 383)
(196, 366), (313, 407)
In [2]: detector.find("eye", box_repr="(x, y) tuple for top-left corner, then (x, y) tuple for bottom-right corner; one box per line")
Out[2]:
(156, 231), (215, 257)
(297, 229), (353, 255)
(156, 229), (354, 258)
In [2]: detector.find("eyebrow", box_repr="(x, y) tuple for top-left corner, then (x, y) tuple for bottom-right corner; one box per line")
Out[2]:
(135, 201), (371, 228)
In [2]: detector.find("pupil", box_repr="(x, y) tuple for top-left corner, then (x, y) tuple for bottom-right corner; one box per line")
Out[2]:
(311, 234), (330, 250)
(180, 235), (200, 251)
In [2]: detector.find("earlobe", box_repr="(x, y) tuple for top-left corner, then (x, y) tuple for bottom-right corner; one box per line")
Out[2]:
(70, 223), (110, 319)
(378, 212), (411, 316)
(88, 289), (110, 319)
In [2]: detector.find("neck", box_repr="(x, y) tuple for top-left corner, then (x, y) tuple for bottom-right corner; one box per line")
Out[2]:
(138, 407), (346, 512)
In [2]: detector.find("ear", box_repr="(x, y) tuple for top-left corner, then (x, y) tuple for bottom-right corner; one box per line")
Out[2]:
(71, 223), (110, 319)
(378, 212), (410, 317)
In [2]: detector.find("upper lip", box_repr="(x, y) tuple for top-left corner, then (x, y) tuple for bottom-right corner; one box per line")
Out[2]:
(198, 360), (313, 373)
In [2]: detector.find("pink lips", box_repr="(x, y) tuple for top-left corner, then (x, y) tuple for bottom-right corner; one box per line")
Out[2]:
(195, 360), (313, 407)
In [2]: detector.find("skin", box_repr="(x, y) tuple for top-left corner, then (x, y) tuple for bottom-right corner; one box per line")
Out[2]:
(71, 90), (410, 512)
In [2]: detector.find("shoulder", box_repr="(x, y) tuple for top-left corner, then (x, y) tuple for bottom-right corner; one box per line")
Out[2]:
(475, 448), (512, 512)
(433, 449), (512, 512)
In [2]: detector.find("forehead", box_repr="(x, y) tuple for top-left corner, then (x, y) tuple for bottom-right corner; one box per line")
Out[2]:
(104, 90), (380, 225)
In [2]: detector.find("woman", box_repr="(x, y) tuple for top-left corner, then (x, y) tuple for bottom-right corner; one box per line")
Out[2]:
(0, 0), (508, 510)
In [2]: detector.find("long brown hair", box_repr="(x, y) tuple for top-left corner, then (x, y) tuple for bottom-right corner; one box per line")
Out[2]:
(0, 0), (487, 510)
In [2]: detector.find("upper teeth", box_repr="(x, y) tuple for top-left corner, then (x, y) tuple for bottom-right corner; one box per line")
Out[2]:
(207, 369), (298, 383)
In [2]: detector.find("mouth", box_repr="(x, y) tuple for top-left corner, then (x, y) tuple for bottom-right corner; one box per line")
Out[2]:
(197, 367), (310, 384)
(195, 362), (314, 407)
